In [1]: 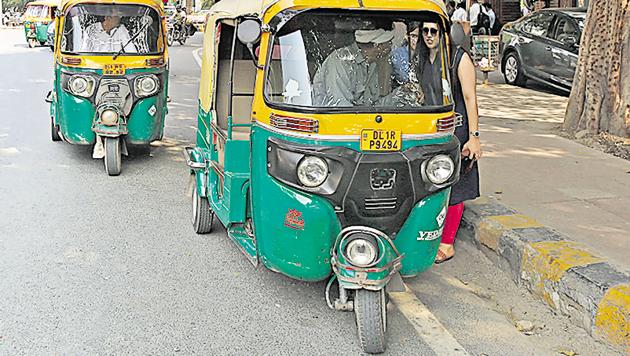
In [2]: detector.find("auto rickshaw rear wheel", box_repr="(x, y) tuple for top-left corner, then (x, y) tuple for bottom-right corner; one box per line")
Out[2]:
(104, 137), (122, 176)
(28, 39), (36, 48)
(50, 118), (61, 142)
(354, 289), (387, 354)
(192, 182), (214, 234)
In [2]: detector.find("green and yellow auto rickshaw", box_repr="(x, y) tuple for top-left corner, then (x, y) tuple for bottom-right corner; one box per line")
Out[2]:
(23, 0), (59, 48)
(49, 0), (169, 175)
(185, 0), (459, 352)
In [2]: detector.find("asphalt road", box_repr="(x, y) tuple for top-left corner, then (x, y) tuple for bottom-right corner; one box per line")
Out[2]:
(0, 29), (615, 355)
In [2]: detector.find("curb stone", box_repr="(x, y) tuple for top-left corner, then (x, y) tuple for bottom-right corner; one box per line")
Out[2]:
(459, 196), (630, 353)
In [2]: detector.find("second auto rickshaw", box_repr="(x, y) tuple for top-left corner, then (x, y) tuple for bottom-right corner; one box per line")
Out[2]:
(185, 0), (460, 353)
(49, 0), (169, 175)
(23, 0), (59, 48)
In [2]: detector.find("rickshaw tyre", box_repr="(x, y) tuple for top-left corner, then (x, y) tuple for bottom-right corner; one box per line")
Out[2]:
(28, 39), (36, 48)
(51, 118), (61, 142)
(104, 137), (122, 176)
(354, 289), (387, 354)
(192, 186), (214, 234)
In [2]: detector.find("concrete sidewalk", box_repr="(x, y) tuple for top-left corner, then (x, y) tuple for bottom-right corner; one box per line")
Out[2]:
(467, 81), (630, 351)
(476, 83), (630, 273)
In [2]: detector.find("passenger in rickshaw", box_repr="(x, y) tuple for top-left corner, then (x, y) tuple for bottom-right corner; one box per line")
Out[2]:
(80, 8), (137, 53)
(312, 28), (425, 107)
(390, 21), (420, 84)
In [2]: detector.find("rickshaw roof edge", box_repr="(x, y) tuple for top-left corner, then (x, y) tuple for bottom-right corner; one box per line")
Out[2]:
(59, 0), (164, 12)
(26, 0), (61, 7)
(207, 0), (447, 20)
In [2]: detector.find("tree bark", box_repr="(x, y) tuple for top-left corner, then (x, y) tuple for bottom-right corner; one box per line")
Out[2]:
(564, 0), (630, 137)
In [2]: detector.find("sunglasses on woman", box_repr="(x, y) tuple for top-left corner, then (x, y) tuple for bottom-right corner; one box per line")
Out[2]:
(422, 27), (439, 36)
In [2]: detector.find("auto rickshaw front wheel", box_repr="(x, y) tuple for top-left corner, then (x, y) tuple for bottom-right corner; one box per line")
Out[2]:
(354, 289), (387, 354)
(192, 182), (214, 234)
(50, 118), (61, 142)
(104, 137), (122, 176)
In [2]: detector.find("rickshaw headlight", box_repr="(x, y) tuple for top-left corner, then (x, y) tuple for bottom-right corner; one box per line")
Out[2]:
(69, 75), (94, 97)
(296, 156), (328, 188)
(425, 154), (455, 185)
(100, 109), (119, 126)
(345, 238), (378, 267)
(135, 75), (159, 97)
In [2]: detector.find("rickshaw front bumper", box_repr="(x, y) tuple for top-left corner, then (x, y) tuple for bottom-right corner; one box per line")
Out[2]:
(92, 106), (128, 137)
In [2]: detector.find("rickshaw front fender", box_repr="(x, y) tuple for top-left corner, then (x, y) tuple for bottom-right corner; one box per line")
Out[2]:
(332, 227), (403, 292)
(56, 91), (96, 144)
(125, 95), (167, 144)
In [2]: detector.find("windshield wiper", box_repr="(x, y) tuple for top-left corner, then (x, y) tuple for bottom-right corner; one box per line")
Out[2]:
(112, 17), (153, 60)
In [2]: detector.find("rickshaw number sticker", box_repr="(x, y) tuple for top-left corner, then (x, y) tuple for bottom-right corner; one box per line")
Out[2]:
(103, 64), (126, 76)
(284, 209), (305, 230)
(360, 129), (402, 151)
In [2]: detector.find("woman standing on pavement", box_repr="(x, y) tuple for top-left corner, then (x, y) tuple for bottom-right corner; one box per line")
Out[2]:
(415, 22), (482, 263)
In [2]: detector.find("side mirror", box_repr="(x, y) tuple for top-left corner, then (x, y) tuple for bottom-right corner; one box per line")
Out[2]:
(237, 19), (261, 46)
(237, 19), (262, 69)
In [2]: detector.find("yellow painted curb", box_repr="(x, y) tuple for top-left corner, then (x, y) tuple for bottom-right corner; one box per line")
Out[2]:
(595, 284), (630, 353)
(521, 241), (604, 307)
(477, 214), (542, 250)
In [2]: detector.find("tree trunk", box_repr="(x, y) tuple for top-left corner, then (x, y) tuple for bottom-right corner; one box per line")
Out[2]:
(564, 0), (630, 137)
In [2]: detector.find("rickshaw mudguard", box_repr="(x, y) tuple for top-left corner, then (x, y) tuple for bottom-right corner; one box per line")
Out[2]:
(125, 93), (168, 144)
(394, 188), (450, 277)
(57, 89), (97, 144)
(35, 24), (48, 43)
(250, 126), (342, 282)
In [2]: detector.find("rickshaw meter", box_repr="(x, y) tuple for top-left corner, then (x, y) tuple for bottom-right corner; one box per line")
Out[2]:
(345, 238), (378, 267)
(297, 156), (328, 187)
(425, 155), (455, 185)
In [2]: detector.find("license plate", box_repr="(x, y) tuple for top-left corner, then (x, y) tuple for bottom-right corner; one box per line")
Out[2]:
(103, 64), (125, 76)
(360, 129), (402, 151)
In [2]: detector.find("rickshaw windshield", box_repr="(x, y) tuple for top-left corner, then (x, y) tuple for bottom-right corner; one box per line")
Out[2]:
(60, 4), (162, 55)
(25, 5), (48, 18)
(264, 10), (452, 112)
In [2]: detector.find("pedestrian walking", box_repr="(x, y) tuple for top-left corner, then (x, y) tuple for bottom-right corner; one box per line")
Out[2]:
(434, 23), (482, 264)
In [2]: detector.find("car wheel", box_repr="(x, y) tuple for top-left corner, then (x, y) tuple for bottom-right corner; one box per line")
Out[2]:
(504, 53), (527, 87)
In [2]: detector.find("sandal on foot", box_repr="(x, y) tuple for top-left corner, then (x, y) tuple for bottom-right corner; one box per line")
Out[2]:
(435, 247), (454, 264)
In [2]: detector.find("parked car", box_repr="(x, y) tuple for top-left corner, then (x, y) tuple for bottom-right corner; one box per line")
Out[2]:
(499, 8), (585, 93)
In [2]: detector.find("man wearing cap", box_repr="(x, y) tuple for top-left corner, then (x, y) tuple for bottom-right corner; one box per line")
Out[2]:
(312, 28), (401, 107)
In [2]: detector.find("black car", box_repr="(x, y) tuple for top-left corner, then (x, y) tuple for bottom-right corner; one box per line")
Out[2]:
(500, 8), (585, 92)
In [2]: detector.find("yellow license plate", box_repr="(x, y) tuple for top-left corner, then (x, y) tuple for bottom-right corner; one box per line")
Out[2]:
(103, 64), (126, 75)
(360, 130), (402, 151)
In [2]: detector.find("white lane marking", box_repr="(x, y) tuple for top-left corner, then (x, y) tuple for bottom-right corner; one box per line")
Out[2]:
(193, 48), (203, 68)
(389, 286), (470, 356)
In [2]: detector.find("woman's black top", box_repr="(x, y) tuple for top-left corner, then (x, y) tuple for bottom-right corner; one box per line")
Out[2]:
(449, 47), (480, 206)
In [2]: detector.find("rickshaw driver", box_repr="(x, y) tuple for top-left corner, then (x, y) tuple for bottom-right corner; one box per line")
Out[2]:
(312, 28), (424, 107)
(80, 9), (137, 53)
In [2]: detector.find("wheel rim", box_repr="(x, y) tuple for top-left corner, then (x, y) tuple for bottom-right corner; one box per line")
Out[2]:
(192, 186), (198, 225)
(505, 56), (518, 83)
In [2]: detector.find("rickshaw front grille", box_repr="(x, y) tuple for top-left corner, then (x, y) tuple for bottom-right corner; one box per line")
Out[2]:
(364, 197), (397, 210)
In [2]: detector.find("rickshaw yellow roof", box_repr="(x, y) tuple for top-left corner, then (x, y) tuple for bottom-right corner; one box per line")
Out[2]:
(25, 0), (61, 7)
(59, 0), (164, 11)
(209, 0), (447, 19)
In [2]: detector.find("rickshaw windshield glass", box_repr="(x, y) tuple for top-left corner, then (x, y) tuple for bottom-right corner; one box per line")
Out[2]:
(25, 5), (48, 18)
(264, 11), (452, 111)
(60, 4), (162, 55)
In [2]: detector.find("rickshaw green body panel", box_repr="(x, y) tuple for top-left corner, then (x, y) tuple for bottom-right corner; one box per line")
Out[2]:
(24, 22), (49, 43)
(52, 64), (169, 145)
(193, 112), (452, 282)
